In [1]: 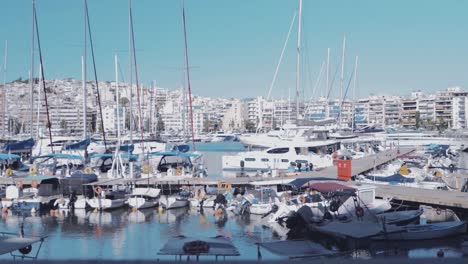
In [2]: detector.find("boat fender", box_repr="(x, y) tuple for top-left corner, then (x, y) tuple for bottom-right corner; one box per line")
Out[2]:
(355, 206), (365, 218)
(31, 180), (38, 189)
(5, 168), (13, 177)
(94, 186), (103, 195)
(240, 160), (245, 168)
(328, 148), (333, 155)
(15, 180), (23, 189)
(29, 166), (37, 175)
(19, 245), (32, 255)
(329, 200), (340, 212)
(436, 207), (442, 215)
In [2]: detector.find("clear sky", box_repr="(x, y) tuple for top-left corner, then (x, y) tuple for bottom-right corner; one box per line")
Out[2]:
(1, 0), (468, 99)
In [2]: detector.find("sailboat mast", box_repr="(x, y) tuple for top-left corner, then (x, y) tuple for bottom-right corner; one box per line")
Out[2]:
(339, 35), (346, 127)
(129, 0), (145, 155)
(34, 3), (54, 153)
(295, 0), (303, 121)
(128, 0), (134, 144)
(115, 54), (121, 143)
(30, 0), (36, 138)
(37, 63), (42, 137)
(325, 48), (330, 119)
(2, 40), (7, 135)
(182, 0), (196, 151)
(352, 56), (358, 131)
(82, 0), (87, 138)
(85, 0), (107, 151)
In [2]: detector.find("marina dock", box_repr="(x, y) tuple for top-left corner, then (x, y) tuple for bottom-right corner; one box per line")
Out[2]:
(2, 147), (468, 210)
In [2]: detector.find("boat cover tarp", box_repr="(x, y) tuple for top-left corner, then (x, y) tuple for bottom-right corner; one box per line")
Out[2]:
(0, 153), (21, 160)
(147, 151), (199, 158)
(259, 240), (335, 258)
(158, 236), (239, 256)
(0, 235), (42, 255)
(119, 144), (134, 153)
(32, 153), (82, 160)
(365, 174), (415, 184)
(61, 173), (98, 196)
(308, 182), (356, 193)
(2, 138), (35, 152)
(309, 220), (384, 239)
(131, 187), (161, 198)
(63, 138), (90, 150)
(89, 153), (138, 161)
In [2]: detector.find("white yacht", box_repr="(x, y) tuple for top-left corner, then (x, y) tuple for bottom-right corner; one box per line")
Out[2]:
(239, 124), (338, 149)
(127, 187), (161, 209)
(121, 137), (166, 155)
(87, 188), (128, 210)
(32, 136), (82, 156)
(381, 131), (467, 151)
(222, 145), (334, 174)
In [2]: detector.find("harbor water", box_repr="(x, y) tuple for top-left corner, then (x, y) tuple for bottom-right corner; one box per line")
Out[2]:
(0, 142), (467, 260)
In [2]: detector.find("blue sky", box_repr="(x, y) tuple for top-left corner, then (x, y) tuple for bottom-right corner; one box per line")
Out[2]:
(1, 0), (468, 99)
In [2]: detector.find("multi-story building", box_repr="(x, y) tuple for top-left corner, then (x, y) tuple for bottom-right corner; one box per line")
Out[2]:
(435, 87), (468, 129)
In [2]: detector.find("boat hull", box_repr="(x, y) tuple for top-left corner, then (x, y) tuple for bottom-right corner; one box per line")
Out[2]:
(87, 198), (126, 210)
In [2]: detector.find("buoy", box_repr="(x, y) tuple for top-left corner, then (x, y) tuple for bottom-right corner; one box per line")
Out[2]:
(31, 207), (36, 214)
(93, 208), (98, 213)
(132, 207), (137, 212)
(158, 207), (164, 214)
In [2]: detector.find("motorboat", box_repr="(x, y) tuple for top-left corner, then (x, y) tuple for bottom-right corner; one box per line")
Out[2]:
(239, 124), (339, 149)
(222, 146), (333, 174)
(159, 192), (190, 210)
(146, 151), (204, 179)
(55, 171), (98, 209)
(210, 131), (240, 143)
(121, 137), (166, 155)
(8, 176), (61, 212)
(158, 235), (240, 258)
(233, 188), (280, 215)
(382, 130), (468, 152)
(269, 181), (391, 225)
(127, 187), (161, 209)
(30, 153), (85, 178)
(371, 221), (467, 240)
(87, 187), (128, 210)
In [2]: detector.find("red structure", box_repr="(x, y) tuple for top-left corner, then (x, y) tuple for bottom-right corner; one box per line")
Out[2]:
(337, 160), (352, 181)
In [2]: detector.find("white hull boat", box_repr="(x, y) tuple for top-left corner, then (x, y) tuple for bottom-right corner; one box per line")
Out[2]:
(159, 195), (189, 210)
(87, 197), (126, 210)
(127, 188), (161, 209)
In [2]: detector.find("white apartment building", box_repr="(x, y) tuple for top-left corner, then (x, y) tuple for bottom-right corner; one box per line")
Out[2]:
(435, 87), (468, 129)
(221, 99), (246, 131)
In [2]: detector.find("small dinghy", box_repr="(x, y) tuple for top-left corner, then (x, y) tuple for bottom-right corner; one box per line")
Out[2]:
(258, 240), (337, 259)
(372, 221), (467, 241)
(158, 235), (239, 260)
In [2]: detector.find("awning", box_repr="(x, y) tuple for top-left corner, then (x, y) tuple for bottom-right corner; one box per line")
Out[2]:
(0, 153), (21, 160)
(32, 153), (82, 160)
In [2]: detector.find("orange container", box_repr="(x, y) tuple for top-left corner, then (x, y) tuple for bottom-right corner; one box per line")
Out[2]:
(336, 160), (352, 181)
